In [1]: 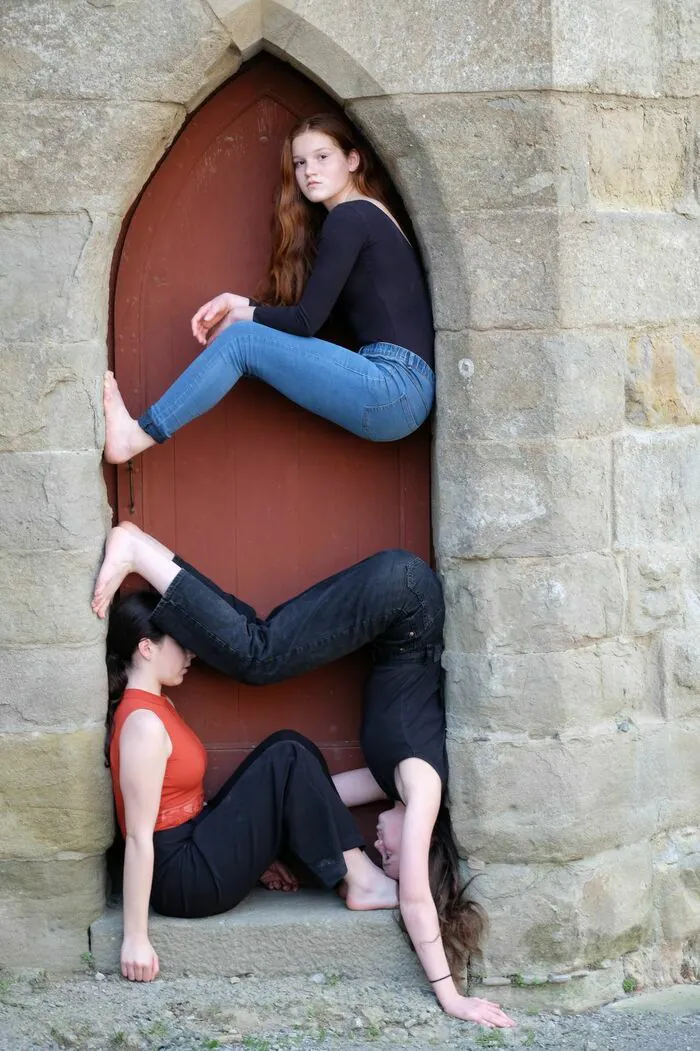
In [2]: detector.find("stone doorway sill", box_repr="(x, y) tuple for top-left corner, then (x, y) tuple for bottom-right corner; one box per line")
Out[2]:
(90, 889), (423, 981)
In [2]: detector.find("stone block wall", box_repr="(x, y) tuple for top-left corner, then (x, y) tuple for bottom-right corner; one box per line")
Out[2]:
(0, 0), (698, 1002)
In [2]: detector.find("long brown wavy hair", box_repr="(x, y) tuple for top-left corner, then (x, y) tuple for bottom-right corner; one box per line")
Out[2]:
(259, 113), (394, 306)
(399, 803), (487, 984)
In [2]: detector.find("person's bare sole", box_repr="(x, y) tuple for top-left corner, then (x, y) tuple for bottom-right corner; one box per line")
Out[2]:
(344, 877), (398, 912)
(92, 526), (135, 619)
(103, 371), (153, 464)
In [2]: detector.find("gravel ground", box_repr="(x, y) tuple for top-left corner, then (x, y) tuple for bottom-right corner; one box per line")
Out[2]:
(1, 969), (698, 1051)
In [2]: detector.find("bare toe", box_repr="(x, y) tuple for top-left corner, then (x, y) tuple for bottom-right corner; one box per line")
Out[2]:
(103, 372), (152, 464)
(92, 526), (135, 618)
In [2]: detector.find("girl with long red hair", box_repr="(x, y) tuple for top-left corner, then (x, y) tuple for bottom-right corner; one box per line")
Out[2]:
(103, 113), (435, 463)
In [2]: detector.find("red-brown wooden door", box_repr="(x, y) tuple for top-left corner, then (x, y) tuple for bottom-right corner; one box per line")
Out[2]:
(113, 55), (430, 801)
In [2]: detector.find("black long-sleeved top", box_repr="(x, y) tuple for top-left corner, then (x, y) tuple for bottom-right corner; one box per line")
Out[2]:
(253, 200), (434, 368)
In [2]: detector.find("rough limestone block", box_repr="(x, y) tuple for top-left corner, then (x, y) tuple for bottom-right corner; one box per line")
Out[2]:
(623, 546), (688, 637)
(484, 962), (625, 1013)
(560, 214), (700, 328)
(659, 0), (700, 97)
(0, 728), (113, 859)
(441, 553), (624, 654)
(444, 636), (659, 737)
(625, 326), (700, 427)
(0, 214), (120, 344)
(0, 452), (109, 551)
(0, 644), (108, 733)
(552, 0), (658, 95)
(586, 101), (689, 210)
(0, 855), (104, 969)
(92, 889), (424, 981)
(663, 630), (700, 719)
(206, 0), (262, 56)
(0, 101), (184, 214)
(0, 548), (105, 648)
(434, 437), (610, 559)
(643, 722), (700, 831)
(614, 432), (700, 548)
(472, 841), (653, 973)
(265, 0), (550, 97)
(434, 329), (625, 441)
(0, 0), (234, 105)
(348, 93), (560, 214)
(653, 828), (700, 943)
(0, 342), (104, 454)
(448, 729), (658, 862)
(452, 210), (558, 331)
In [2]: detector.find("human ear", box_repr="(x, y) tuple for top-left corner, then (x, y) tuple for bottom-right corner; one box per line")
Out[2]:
(137, 637), (153, 661)
(347, 149), (360, 173)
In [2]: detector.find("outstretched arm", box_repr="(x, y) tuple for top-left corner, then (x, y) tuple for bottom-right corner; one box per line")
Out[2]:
(119, 710), (169, 982)
(397, 760), (515, 1029)
(332, 766), (387, 808)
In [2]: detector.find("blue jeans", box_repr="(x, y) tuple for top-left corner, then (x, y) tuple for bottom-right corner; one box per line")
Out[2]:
(138, 322), (435, 443)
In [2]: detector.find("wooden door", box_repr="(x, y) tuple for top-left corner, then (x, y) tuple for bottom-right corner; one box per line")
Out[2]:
(112, 55), (431, 806)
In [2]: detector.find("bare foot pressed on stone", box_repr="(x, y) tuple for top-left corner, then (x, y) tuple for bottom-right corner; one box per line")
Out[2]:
(103, 371), (154, 464)
(92, 526), (136, 619)
(344, 863), (398, 912)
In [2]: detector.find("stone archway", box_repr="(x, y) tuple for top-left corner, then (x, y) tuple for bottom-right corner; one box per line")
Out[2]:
(4, 0), (699, 1009)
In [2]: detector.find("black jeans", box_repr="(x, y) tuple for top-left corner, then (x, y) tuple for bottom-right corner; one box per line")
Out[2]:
(151, 549), (444, 684)
(151, 730), (363, 918)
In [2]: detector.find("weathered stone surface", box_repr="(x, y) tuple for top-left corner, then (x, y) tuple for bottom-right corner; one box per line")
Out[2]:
(0, 644), (108, 733)
(560, 214), (700, 328)
(0, 452), (109, 550)
(265, 0), (550, 97)
(653, 828), (700, 943)
(92, 888), (424, 981)
(453, 210), (558, 331)
(663, 630), (700, 719)
(0, 101), (184, 213)
(626, 326), (700, 427)
(487, 960), (625, 1012)
(448, 729), (658, 862)
(552, 0), (658, 96)
(659, 0), (700, 96)
(623, 546), (689, 636)
(0, 855), (104, 969)
(444, 636), (659, 737)
(205, 0), (262, 57)
(0, 214), (120, 344)
(0, 0), (234, 104)
(349, 93), (560, 214)
(614, 432), (700, 548)
(587, 101), (689, 209)
(0, 341), (104, 454)
(0, 728), (113, 859)
(434, 437), (610, 559)
(434, 329), (625, 441)
(441, 554), (624, 654)
(0, 548), (105, 648)
(643, 722), (700, 831)
(472, 842), (653, 973)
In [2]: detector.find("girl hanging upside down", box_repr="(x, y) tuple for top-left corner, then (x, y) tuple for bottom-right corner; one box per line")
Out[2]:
(94, 524), (515, 1030)
(103, 113), (435, 463)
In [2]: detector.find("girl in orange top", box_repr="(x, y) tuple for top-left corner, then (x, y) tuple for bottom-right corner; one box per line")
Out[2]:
(106, 591), (398, 984)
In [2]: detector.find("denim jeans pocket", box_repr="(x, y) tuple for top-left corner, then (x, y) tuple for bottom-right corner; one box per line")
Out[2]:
(361, 392), (420, 441)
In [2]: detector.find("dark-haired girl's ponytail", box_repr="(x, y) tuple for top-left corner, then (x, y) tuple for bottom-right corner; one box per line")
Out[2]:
(105, 652), (127, 766)
(107, 650), (128, 702)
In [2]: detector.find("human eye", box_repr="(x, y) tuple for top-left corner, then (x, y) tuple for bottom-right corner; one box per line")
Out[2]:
(293, 159), (304, 168)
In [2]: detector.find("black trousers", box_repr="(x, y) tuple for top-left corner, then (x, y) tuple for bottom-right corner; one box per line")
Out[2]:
(151, 549), (447, 800)
(151, 731), (363, 919)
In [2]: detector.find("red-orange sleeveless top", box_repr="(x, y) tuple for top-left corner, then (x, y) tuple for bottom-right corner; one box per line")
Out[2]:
(110, 688), (207, 837)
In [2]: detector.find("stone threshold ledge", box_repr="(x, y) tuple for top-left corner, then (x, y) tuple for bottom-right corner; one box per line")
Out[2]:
(90, 889), (424, 982)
